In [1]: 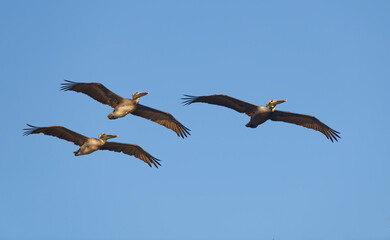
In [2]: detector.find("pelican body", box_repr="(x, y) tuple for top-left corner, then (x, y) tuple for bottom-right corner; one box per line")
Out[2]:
(73, 133), (118, 156)
(245, 100), (287, 128)
(61, 80), (190, 138)
(23, 125), (161, 167)
(183, 94), (340, 142)
(107, 91), (148, 120)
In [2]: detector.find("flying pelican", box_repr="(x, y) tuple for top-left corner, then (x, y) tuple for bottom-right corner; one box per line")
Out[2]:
(182, 94), (340, 142)
(61, 80), (190, 138)
(23, 124), (161, 167)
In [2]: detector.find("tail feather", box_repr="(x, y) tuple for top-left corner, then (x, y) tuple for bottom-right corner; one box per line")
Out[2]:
(107, 113), (116, 119)
(245, 122), (257, 128)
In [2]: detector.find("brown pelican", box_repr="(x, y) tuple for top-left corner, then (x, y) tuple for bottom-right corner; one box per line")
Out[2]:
(23, 124), (161, 167)
(61, 80), (190, 138)
(182, 94), (340, 142)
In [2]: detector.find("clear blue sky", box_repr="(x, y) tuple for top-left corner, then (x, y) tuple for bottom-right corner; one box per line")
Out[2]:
(1, 1), (389, 239)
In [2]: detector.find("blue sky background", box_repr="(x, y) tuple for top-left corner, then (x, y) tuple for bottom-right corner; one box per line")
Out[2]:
(1, 1), (390, 239)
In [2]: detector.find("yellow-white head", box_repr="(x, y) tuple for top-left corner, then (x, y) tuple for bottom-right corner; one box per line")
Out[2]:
(266, 99), (287, 111)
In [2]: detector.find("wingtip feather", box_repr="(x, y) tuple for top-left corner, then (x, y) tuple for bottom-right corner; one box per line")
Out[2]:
(60, 80), (78, 91)
(181, 94), (198, 106)
(23, 124), (38, 136)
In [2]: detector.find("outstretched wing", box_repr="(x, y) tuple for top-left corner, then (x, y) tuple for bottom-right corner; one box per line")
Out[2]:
(131, 104), (190, 138)
(182, 94), (258, 115)
(100, 142), (161, 168)
(23, 124), (89, 146)
(269, 110), (341, 142)
(61, 80), (124, 108)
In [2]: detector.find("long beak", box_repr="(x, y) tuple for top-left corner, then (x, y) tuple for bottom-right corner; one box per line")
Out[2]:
(137, 92), (149, 98)
(270, 100), (286, 107)
(103, 134), (118, 140)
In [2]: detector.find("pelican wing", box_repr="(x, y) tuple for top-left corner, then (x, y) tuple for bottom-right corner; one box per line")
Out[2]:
(61, 80), (124, 107)
(100, 142), (161, 168)
(270, 110), (341, 142)
(131, 104), (190, 138)
(23, 124), (88, 146)
(182, 94), (258, 115)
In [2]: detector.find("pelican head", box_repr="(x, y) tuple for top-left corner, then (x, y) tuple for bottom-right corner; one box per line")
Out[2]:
(267, 99), (286, 111)
(98, 133), (118, 141)
(132, 91), (149, 100)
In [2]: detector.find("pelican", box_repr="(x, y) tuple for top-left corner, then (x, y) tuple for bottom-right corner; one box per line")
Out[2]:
(182, 94), (340, 142)
(23, 124), (161, 167)
(61, 80), (190, 138)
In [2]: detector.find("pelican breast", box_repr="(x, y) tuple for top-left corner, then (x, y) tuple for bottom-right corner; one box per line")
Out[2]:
(112, 99), (138, 118)
(77, 138), (105, 155)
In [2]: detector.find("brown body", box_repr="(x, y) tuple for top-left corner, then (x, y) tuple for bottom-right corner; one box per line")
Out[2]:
(74, 138), (105, 156)
(246, 105), (273, 128)
(107, 98), (139, 119)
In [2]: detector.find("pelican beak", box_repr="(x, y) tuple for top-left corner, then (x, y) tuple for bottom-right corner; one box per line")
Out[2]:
(102, 134), (118, 140)
(137, 92), (149, 98)
(270, 100), (286, 107)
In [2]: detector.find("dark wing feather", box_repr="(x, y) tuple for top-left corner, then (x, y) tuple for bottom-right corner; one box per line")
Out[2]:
(61, 80), (124, 107)
(131, 104), (190, 138)
(269, 110), (341, 142)
(182, 94), (258, 115)
(23, 124), (88, 146)
(100, 142), (161, 168)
